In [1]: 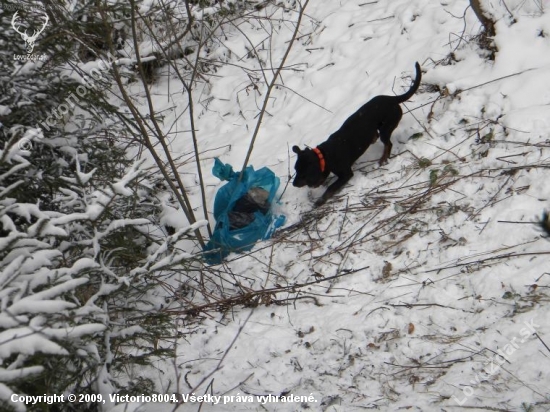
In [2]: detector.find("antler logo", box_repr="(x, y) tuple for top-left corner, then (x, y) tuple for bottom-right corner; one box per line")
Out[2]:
(11, 10), (49, 55)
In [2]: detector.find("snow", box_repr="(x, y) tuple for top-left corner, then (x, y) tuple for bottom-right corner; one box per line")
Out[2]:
(8, 278), (89, 312)
(0, 366), (44, 383)
(100, 218), (151, 237)
(0, 383), (26, 412)
(27, 218), (68, 238)
(4, 0), (550, 411)
(0, 106), (12, 116)
(43, 324), (107, 340)
(125, 0), (550, 411)
(111, 160), (145, 196)
(0, 327), (69, 358)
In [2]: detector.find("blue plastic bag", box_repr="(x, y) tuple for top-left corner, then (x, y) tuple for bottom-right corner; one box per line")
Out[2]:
(203, 159), (286, 264)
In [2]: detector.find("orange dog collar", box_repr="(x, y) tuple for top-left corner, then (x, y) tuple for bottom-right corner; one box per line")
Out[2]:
(313, 147), (326, 172)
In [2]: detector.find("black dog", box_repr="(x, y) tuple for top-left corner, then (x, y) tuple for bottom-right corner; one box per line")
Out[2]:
(292, 62), (421, 206)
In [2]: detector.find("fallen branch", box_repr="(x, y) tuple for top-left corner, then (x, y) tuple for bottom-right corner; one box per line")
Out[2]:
(167, 266), (369, 316)
(389, 303), (475, 313)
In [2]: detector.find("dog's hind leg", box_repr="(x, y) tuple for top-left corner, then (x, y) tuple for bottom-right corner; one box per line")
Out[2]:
(378, 126), (395, 165)
(378, 138), (393, 165)
(377, 114), (401, 165)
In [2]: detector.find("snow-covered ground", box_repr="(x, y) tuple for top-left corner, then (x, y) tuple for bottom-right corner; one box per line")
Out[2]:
(114, 0), (550, 410)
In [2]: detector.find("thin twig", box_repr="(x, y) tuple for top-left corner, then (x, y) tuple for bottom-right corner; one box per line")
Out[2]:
(186, 310), (254, 397)
(534, 332), (550, 354)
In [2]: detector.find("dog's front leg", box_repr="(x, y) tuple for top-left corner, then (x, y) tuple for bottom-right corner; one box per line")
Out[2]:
(315, 171), (353, 206)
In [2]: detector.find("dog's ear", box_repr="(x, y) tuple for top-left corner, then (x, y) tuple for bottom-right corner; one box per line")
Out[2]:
(292, 145), (301, 154)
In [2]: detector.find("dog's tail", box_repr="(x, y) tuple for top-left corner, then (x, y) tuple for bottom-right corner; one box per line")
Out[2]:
(395, 62), (422, 103)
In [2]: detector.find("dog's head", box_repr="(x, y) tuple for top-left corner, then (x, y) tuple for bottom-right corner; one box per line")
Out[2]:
(292, 145), (328, 188)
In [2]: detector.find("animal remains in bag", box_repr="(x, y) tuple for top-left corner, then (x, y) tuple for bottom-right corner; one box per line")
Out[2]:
(228, 187), (270, 229)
